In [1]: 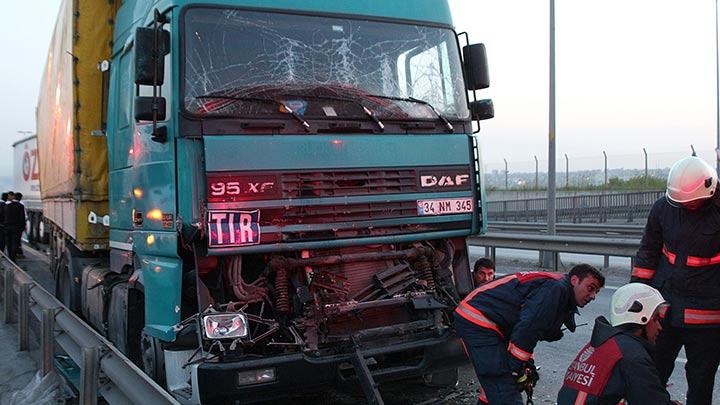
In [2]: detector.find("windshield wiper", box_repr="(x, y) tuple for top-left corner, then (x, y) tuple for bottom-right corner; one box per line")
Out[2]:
(195, 94), (311, 131)
(275, 93), (385, 132)
(363, 94), (454, 132)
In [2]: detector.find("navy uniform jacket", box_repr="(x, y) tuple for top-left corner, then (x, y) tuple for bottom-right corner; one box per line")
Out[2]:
(454, 272), (577, 365)
(557, 317), (673, 405)
(3, 201), (25, 230)
(632, 195), (720, 328)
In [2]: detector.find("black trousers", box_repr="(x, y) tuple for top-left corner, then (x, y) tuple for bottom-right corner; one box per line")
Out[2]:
(454, 315), (523, 405)
(654, 323), (720, 405)
(5, 228), (22, 262)
(0, 225), (5, 253)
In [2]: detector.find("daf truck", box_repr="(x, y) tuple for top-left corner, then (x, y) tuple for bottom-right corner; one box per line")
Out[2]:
(37, 1), (494, 403)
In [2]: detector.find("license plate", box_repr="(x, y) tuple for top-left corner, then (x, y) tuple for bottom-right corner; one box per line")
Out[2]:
(207, 210), (261, 247)
(417, 198), (473, 216)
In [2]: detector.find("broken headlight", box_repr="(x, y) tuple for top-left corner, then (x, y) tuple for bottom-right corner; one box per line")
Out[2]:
(202, 313), (249, 339)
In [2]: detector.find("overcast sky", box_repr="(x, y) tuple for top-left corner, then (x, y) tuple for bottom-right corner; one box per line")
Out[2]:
(0, 1), (717, 178)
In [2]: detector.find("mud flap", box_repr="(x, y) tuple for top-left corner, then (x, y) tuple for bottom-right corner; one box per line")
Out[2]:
(350, 336), (384, 405)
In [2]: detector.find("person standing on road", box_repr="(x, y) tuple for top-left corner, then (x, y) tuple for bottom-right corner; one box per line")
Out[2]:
(454, 264), (605, 404)
(631, 155), (720, 405)
(557, 283), (679, 405)
(4, 192), (26, 262)
(0, 192), (8, 254)
(473, 257), (495, 286)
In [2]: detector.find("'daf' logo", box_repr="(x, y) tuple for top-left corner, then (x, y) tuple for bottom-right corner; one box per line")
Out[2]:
(420, 174), (469, 188)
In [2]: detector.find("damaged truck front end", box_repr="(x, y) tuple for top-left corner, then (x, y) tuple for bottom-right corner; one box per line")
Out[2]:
(112, 2), (492, 403)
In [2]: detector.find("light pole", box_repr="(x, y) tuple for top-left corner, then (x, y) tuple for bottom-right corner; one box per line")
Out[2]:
(542, 0), (557, 269)
(534, 155), (539, 189)
(564, 153), (569, 188)
(643, 147), (648, 180)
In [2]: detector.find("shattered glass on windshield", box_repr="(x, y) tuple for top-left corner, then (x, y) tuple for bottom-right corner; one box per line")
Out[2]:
(184, 8), (469, 121)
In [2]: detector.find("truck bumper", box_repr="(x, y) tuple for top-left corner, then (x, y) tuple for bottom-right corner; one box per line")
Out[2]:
(195, 333), (467, 403)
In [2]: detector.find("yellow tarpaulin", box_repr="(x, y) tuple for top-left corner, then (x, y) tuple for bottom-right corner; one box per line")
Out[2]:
(36, 0), (119, 249)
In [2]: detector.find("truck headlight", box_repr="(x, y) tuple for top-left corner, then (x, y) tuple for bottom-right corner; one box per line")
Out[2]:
(202, 313), (249, 339)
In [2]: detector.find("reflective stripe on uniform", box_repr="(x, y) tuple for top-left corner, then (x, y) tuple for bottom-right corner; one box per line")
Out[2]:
(455, 303), (505, 338)
(508, 342), (532, 362)
(684, 308), (720, 325)
(662, 246), (676, 265)
(658, 305), (669, 319)
(686, 252), (720, 267)
(631, 267), (656, 279)
(463, 274), (517, 302)
(478, 386), (489, 404)
(574, 391), (588, 405)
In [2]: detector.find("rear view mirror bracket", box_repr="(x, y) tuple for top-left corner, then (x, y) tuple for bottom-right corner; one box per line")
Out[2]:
(134, 9), (170, 143)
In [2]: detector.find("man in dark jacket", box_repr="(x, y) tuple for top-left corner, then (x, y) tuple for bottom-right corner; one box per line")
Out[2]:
(4, 192), (26, 262)
(454, 264), (605, 404)
(631, 155), (720, 405)
(558, 283), (678, 405)
(0, 192), (8, 253)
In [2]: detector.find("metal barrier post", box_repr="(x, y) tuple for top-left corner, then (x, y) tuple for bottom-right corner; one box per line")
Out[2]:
(484, 247), (490, 257)
(603, 255), (610, 269)
(42, 308), (55, 375)
(490, 247), (496, 264)
(18, 283), (30, 351)
(4, 267), (13, 324)
(80, 346), (100, 405)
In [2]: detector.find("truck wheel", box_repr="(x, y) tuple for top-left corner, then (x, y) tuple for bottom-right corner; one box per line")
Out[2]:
(54, 255), (73, 309)
(141, 332), (166, 387)
(422, 367), (459, 388)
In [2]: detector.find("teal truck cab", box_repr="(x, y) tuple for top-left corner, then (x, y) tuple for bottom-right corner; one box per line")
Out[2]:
(46, 0), (493, 403)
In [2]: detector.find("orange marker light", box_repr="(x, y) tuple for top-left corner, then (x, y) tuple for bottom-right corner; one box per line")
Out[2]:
(146, 209), (163, 220)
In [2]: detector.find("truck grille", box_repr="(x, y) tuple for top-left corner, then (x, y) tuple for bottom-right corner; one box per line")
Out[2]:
(261, 201), (418, 225)
(280, 169), (417, 198)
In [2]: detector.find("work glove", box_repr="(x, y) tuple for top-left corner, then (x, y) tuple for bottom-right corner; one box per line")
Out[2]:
(512, 360), (539, 393)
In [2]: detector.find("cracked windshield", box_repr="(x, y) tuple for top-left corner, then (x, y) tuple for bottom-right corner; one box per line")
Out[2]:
(184, 8), (469, 122)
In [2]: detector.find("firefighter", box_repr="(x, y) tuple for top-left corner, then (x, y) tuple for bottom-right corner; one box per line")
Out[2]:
(557, 283), (679, 405)
(631, 155), (720, 405)
(454, 264), (605, 404)
(473, 257), (495, 286)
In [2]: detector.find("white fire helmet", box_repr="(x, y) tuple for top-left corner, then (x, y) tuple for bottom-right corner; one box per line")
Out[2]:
(610, 283), (666, 327)
(666, 156), (718, 204)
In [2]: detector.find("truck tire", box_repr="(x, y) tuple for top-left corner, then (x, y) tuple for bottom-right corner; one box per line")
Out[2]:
(422, 367), (459, 388)
(141, 332), (166, 387)
(54, 254), (73, 309)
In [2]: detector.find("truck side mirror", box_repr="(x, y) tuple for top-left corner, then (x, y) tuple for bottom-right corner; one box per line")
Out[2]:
(134, 27), (169, 86)
(470, 99), (494, 121)
(463, 43), (490, 90)
(134, 96), (167, 121)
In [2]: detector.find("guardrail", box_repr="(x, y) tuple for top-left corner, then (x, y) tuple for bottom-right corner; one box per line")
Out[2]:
(487, 221), (645, 237)
(0, 253), (179, 405)
(468, 232), (641, 270)
(487, 190), (663, 223)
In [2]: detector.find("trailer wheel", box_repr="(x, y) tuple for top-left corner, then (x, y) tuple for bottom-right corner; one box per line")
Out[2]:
(54, 255), (73, 309)
(422, 367), (459, 388)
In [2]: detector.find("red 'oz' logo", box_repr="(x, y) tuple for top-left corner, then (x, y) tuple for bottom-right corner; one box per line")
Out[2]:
(22, 149), (39, 182)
